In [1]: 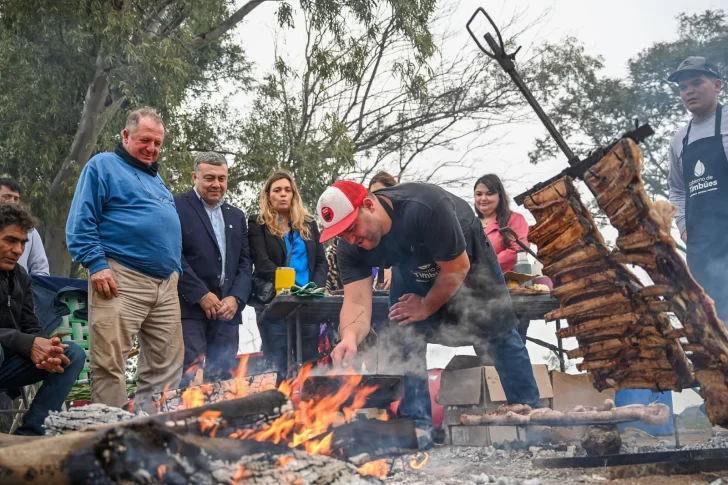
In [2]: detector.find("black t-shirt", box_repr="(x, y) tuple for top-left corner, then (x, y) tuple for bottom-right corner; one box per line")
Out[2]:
(338, 183), (517, 338)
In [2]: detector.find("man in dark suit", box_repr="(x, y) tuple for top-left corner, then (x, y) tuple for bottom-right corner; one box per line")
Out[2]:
(175, 152), (253, 386)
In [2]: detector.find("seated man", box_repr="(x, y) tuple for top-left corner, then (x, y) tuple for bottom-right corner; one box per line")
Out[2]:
(0, 203), (85, 435)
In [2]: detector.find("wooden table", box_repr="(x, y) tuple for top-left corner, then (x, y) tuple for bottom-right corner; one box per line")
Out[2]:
(259, 292), (561, 376)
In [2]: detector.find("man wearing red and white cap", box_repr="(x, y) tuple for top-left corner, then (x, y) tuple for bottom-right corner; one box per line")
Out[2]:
(317, 180), (540, 449)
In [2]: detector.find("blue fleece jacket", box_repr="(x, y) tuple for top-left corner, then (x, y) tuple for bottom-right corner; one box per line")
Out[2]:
(66, 152), (182, 279)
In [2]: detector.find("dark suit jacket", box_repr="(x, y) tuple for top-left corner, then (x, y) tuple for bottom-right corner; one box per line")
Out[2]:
(175, 189), (253, 321)
(247, 215), (328, 288)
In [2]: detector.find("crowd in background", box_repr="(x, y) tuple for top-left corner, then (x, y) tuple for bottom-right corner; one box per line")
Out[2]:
(0, 106), (528, 433)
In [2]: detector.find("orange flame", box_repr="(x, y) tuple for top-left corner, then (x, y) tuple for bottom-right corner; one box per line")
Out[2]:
(155, 383), (172, 412)
(232, 465), (246, 484)
(230, 364), (379, 458)
(181, 386), (206, 410)
(357, 459), (390, 479)
(277, 456), (295, 468)
(410, 452), (429, 469)
(157, 464), (166, 481)
(199, 410), (222, 437)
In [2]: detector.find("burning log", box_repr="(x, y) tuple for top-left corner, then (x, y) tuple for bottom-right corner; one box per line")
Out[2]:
(0, 421), (380, 484)
(524, 176), (693, 392)
(582, 138), (728, 426)
(305, 418), (418, 466)
(154, 371), (278, 413)
(45, 389), (290, 438)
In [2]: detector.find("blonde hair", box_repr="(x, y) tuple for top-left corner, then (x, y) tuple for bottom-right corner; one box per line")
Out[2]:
(257, 170), (312, 240)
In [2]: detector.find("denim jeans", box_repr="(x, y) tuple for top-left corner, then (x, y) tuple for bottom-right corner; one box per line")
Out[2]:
(0, 342), (85, 435)
(259, 317), (320, 385)
(386, 262), (541, 431)
(181, 316), (240, 388)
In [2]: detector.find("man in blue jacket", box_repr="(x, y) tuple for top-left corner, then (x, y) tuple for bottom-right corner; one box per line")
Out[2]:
(66, 107), (183, 412)
(175, 152), (252, 386)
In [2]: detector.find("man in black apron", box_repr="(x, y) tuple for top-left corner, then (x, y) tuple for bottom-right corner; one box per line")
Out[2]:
(316, 181), (540, 449)
(667, 57), (728, 323)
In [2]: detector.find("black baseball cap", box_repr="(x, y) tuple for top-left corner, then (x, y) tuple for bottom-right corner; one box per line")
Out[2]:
(668, 56), (721, 82)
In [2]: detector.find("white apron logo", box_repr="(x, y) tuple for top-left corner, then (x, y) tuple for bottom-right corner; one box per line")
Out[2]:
(689, 160), (718, 197)
(694, 160), (705, 177)
(411, 263), (440, 282)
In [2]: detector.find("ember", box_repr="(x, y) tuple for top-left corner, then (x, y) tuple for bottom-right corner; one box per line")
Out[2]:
(156, 464), (166, 481)
(357, 459), (390, 479)
(410, 452), (429, 469)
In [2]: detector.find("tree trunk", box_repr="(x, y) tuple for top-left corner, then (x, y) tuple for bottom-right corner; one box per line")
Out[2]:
(44, 222), (74, 277)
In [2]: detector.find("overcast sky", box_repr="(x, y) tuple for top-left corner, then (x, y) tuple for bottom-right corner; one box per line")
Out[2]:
(235, 0), (724, 413)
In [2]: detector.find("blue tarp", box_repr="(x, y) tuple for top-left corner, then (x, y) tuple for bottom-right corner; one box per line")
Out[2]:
(30, 275), (87, 336)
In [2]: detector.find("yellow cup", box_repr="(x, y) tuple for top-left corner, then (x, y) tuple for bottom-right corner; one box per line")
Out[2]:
(275, 267), (296, 294)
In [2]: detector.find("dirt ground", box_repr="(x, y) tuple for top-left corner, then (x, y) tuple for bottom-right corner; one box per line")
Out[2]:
(385, 429), (726, 485)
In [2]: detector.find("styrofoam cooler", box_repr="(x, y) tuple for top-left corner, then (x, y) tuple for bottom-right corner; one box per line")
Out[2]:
(615, 389), (674, 436)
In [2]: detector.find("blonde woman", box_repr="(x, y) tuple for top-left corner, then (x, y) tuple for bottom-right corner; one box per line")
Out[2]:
(248, 170), (327, 381)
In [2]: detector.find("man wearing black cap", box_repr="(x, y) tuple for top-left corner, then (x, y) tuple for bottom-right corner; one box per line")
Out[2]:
(667, 56), (727, 323)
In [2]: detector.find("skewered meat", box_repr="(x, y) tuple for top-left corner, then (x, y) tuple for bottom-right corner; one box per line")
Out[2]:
(524, 176), (693, 392)
(459, 400), (670, 427)
(582, 138), (728, 426)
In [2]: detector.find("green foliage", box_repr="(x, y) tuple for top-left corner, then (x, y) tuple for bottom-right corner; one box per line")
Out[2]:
(0, 0), (251, 229)
(530, 10), (728, 205)
(0, 0), (441, 273)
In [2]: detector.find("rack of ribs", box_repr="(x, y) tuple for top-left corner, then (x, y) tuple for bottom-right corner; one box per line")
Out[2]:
(580, 138), (728, 426)
(524, 176), (694, 395)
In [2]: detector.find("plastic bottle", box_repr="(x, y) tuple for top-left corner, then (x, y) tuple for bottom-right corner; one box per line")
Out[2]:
(513, 250), (533, 287)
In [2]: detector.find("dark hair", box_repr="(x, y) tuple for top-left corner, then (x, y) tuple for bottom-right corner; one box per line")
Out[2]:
(369, 171), (398, 190)
(474, 174), (512, 231)
(0, 178), (21, 196)
(0, 202), (35, 233)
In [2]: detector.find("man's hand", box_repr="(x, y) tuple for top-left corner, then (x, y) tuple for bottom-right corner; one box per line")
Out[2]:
(331, 335), (358, 367)
(217, 296), (239, 321)
(91, 269), (119, 299)
(389, 293), (435, 326)
(31, 337), (70, 373)
(681, 231), (688, 244)
(199, 292), (223, 320)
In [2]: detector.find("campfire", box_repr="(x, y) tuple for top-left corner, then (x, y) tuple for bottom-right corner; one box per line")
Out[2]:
(0, 356), (423, 484)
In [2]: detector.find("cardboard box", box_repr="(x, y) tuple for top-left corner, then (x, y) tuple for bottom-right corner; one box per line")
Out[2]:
(440, 364), (553, 445)
(550, 371), (616, 441)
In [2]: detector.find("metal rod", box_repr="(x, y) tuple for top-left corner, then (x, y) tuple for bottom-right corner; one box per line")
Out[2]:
(481, 32), (577, 165)
(673, 413), (681, 448)
(499, 227), (542, 263)
(525, 336), (563, 355)
(555, 319), (566, 372)
(287, 315), (293, 380)
(296, 308), (303, 372)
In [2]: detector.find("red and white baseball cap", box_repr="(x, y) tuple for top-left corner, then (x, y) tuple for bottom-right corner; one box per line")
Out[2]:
(317, 181), (368, 243)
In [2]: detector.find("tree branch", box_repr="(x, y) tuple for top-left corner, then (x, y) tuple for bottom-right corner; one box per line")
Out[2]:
(190, 0), (270, 51)
(49, 51), (112, 200)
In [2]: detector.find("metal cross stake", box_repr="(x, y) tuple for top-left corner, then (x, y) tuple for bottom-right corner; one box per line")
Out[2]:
(466, 7), (655, 206)
(466, 8), (578, 166)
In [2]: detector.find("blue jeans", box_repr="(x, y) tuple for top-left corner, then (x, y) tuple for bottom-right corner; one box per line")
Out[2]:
(0, 342), (85, 435)
(181, 316), (240, 387)
(388, 263), (540, 431)
(259, 317), (319, 385)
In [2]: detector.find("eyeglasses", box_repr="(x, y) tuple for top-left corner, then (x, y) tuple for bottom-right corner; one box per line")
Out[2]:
(133, 171), (174, 204)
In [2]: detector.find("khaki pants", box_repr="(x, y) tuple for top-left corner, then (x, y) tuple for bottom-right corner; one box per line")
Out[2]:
(88, 259), (183, 413)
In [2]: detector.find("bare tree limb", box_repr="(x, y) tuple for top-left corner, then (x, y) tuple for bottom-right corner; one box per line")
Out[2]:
(190, 0), (270, 51)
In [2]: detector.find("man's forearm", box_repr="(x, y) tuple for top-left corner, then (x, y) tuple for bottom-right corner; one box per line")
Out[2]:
(423, 268), (468, 315)
(339, 302), (372, 345)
